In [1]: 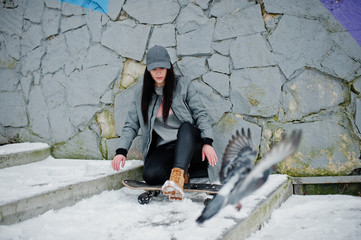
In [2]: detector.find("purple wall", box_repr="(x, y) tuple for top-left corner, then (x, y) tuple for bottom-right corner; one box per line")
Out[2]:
(320, 0), (361, 46)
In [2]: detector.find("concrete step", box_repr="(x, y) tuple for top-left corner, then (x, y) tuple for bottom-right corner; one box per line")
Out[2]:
(0, 142), (51, 169)
(0, 151), (143, 225)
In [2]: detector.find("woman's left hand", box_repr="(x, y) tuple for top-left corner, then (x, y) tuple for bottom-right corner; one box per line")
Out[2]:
(202, 144), (218, 167)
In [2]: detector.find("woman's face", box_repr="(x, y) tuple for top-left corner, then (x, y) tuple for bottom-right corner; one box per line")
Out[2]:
(150, 68), (167, 87)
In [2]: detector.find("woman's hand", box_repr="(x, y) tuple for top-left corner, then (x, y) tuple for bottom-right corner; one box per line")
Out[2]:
(112, 154), (126, 171)
(202, 144), (218, 167)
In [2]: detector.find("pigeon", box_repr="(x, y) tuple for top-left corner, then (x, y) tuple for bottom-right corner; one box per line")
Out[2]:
(196, 128), (302, 224)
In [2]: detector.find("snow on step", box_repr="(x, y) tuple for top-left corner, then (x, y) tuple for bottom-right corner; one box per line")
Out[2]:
(0, 142), (50, 169)
(0, 157), (143, 225)
(1, 175), (290, 240)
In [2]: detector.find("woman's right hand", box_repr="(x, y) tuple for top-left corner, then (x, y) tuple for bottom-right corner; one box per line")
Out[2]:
(112, 154), (126, 171)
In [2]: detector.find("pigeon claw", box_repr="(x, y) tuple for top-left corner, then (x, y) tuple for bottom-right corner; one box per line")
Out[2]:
(236, 203), (242, 211)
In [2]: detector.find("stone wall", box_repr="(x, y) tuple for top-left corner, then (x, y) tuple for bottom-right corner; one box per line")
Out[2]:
(0, 0), (360, 179)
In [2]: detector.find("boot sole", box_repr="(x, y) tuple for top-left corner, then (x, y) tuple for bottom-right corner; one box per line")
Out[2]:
(162, 180), (184, 200)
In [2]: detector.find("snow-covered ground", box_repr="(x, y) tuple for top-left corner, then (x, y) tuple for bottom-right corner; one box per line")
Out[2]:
(1, 175), (360, 240)
(0, 143), (360, 240)
(248, 194), (361, 240)
(0, 156), (143, 205)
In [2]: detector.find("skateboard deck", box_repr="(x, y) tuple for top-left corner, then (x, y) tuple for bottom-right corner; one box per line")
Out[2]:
(122, 179), (222, 194)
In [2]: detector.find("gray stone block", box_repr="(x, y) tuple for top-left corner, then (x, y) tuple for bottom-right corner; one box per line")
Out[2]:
(269, 15), (334, 78)
(61, 1), (85, 16)
(86, 10), (102, 42)
(207, 54), (230, 74)
(49, 105), (76, 144)
(24, 0), (44, 23)
(230, 34), (275, 69)
(263, 0), (332, 19)
(2, 34), (20, 61)
(84, 44), (121, 68)
(195, 0), (210, 10)
(69, 105), (98, 128)
(214, 4), (265, 41)
(278, 120), (361, 176)
(28, 86), (51, 139)
(0, 92), (27, 127)
(42, 8), (60, 38)
(330, 32), (361, 62)
(42, 34), (69, 74)
(64, 26), (90, 55)
(212, 39), (232, 56)
(176, 3), (209, 34)
(0, 69), (20, 91)
(61, 15), (85, 32)
(108, 0), (125, 20)
(41, 71), (66, 110)
(202, 72), (230, 97)
(355, 97), (361, 134)
(177, 57), (207, 80)
(52, 128), (103, 159)
(282, 68), (346, 121)
(230, 67), (283, 117)
(101, 20), (150, 61)
(193, 80), (232, 125)
(210, 0), (255, 18)
(20, 76), (32, 99)
(123, 0), (180, 24)
(354, 76), (361, 94)
(21, 46), (44, 76)
(45, 0), (61, 9)
(149, 24), (176, 48)
(177, 19), (215, 56)
(321, 46), (361, 82)
(0, 6), (23, 36)
(21, 24), (43, 56)
(65, 65), (119, 107)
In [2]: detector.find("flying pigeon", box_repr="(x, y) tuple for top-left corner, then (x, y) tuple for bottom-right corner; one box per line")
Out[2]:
(197, 128), (302, 224)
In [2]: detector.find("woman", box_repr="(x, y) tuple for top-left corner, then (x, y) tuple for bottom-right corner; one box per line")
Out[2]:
(112, 45), (218, 202)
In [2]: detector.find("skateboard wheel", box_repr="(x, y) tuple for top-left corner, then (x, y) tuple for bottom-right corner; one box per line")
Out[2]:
(138, 192), (151, 204)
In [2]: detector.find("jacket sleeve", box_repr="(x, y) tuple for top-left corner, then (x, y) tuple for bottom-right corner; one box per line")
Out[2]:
(116, 90), (141, 154)
(185, 79), (214, 141)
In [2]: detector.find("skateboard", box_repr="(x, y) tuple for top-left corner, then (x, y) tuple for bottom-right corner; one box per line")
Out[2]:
(122, 179), (222, 204)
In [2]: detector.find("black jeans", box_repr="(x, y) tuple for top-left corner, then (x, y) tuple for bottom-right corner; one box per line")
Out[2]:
(143, 122), (208, 185)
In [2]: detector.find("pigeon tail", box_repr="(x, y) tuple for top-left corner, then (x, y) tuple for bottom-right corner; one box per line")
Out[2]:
(196, 194), (226, 224)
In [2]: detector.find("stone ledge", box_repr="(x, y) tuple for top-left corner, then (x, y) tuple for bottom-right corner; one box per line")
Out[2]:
(0, 143), (50, 169)
(0, 165), (143, 225)
(292, 176), (361, 196)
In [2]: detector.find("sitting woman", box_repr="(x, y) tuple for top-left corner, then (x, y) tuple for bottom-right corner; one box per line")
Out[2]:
(111, 45), (218, 202)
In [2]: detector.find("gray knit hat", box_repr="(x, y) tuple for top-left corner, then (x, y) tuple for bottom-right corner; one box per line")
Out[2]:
(146, 45), (171, 71)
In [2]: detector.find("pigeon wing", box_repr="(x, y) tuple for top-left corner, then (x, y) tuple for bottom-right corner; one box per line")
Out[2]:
(219, 128), (257, 184)
(228, 130), (302, 205)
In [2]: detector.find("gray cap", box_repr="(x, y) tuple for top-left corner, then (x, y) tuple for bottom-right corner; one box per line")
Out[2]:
(146, 45), (171, 71)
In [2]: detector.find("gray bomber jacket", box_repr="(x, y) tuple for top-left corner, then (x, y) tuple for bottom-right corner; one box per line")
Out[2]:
(116, 76), (214, 159)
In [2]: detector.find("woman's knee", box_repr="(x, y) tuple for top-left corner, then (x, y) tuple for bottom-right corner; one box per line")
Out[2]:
(143, 167), (168, 185)
(177, 122), (195, 139)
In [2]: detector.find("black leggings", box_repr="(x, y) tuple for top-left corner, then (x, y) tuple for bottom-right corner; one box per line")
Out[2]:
(143, 122), (208, 185)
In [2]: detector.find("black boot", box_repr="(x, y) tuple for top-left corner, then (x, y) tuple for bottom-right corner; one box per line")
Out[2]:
(137, 190), (160, 204)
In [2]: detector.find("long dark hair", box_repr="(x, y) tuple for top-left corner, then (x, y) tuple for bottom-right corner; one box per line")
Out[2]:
(141, 64), (176, 125)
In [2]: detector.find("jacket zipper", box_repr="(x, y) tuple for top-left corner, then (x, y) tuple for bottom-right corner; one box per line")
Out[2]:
(171, 106), (181, 122)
